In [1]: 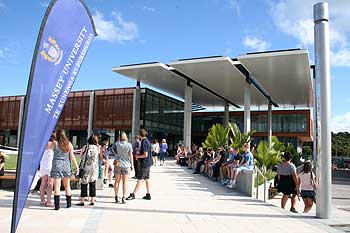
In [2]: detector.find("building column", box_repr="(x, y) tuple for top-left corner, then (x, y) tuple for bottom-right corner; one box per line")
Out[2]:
(244, 83), (251, 134)
(132, 81), (141, 140)
(183, 81), (192, 148)
(87, 91), (94, 137)
(314, 2), (331, 219)
(16, 97), (25, 148)
(267, 102), (272, 148)
(223, 102), (229, 127)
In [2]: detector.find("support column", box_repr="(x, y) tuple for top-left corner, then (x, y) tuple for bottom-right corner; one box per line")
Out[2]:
(17, 97), (25, 148)
(314, 2), (331, 219)
(87, 91), (94, 136)
(223, 102), (229, 127)
(132, 81), (141, 140)
(267, 102), (272, 148)
(183, 81), (192, 148)
(244, 83), (251, 134)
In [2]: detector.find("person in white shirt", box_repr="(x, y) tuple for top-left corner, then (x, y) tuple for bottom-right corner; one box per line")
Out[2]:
(39, 132), (56, 207)
(298, 161), (317, 213)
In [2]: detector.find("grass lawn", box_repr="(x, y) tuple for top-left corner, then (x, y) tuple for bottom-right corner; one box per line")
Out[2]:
(4, 154), (81, 171)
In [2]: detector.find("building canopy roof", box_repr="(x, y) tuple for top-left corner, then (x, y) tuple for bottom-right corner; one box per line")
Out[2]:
(112, 49), (313, 108)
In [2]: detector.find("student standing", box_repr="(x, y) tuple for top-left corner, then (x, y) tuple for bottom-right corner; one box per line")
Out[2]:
(111, 132), (133, 204)
(126, 129), (153, 200)
(76, 135), (100, 206)
(51, 129), (79, 210)
(277, 152), (299, 213)
(298, 161), (317, 213)
(159, 139), (168, 166)
(39, 132), (56, 207)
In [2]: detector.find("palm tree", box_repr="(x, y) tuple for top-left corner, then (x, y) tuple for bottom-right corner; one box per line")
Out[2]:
(202, 123), (229, 151)
(227, 122), (255, 153)
(254, 140), (282, 173)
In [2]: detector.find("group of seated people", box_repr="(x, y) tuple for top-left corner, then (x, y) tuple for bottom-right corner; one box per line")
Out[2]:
(176, 143), (255, 188)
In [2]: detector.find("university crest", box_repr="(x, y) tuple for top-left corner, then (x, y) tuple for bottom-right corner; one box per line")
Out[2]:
(40, 36), (63, 65)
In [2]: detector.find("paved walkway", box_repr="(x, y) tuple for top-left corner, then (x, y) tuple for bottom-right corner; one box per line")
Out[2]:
(0, 161), (347, 233)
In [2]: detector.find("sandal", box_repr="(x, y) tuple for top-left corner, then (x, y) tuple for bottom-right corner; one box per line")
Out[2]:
(40, 201), (46, 206)
(45, 202), (54, 207)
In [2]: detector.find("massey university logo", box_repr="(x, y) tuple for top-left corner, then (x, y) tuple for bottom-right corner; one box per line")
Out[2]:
(40, 36), (63, 65)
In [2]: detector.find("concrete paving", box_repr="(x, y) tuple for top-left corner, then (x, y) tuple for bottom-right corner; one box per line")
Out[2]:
(0, 161), (348, 233)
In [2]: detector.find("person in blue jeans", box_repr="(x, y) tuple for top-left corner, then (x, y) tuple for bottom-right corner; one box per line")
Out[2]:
(159, 139), (168, 166)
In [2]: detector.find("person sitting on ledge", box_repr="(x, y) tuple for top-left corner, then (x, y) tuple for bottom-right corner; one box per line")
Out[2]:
(226, 143), (254, 188)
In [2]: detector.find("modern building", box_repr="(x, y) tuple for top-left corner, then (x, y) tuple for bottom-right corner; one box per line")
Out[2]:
(0, 87), (312, 153)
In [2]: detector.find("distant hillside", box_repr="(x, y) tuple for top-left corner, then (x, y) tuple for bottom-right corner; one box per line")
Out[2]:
(332, 132), (350, 157)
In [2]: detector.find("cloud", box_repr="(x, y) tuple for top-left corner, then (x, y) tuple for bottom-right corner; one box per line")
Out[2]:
(0, 46), (19, 65)
(271, 0), (350, 67)
(228, 0), (240, 16)
(0, 1), (7, 10)
(332, 112), (350, 133)
(242, 36), (271, 52)
(92, 10), (138, 43)
(142, 6), (156, 12)
(331, 49), (350, 67)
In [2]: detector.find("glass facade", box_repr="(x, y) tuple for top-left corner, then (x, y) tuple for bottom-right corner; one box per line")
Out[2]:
(141, 89), (184, 136)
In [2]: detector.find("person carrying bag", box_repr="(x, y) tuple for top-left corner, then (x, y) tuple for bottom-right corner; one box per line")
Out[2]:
(76, 135), (100, 206)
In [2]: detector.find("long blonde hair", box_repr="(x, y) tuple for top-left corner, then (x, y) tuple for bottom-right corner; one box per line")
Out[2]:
(56, 129), (70, 152)
(120, 131), (128, 142)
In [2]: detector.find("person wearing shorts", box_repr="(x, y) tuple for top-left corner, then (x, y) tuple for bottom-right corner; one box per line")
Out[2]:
(227, 143), (254, 188)
(127, 129), (153, 201)
(111, 132), (133, 204)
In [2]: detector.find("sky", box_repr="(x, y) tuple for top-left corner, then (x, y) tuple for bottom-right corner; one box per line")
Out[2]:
(0, 0), (349, 132)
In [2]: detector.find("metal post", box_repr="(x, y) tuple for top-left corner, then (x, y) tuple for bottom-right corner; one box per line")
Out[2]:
(223, 102), (229, 127)
(87, 91), (94, 136)
(267, 102), (272, 148)
(183, 81), (192, 148)
(132, 81), (141, 140)
(244, 83), (251, 134)
(312, 66), (317, 173)
(314, 2), (331, 219)
(17, 97), (25, 148)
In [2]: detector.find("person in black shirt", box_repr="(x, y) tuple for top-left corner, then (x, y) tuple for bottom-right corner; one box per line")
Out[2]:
(126, 129), (153, 200)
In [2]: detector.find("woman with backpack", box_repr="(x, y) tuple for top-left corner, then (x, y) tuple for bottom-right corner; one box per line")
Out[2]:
(298, 161), (317, 213)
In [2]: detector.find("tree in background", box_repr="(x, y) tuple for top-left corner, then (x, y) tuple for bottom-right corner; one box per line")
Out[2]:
(202, 123), (229, 151)
(228, 122), (255, 153)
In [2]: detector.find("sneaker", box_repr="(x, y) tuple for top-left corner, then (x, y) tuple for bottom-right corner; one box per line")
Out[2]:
(121, 197), (126, 204)
(126, 193), (135, 200)
(193, 171), (199, 174)
(109, 184), (114, 188)
(290, 207), (298, 213)
(142, 193), (151, 200)
(89, 202), (95, 206)
(76, 202), (84, 206)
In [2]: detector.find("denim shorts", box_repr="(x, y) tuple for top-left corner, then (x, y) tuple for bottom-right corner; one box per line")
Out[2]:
(114, 166), (130, 175)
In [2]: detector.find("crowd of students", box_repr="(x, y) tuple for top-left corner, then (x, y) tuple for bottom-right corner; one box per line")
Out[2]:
(176, 143), (254, 188)
(36, 128), (155, 210)
(176, 142), (317, 214)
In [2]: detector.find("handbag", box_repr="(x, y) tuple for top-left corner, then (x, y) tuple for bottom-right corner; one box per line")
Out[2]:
(78, 144), (89, 179)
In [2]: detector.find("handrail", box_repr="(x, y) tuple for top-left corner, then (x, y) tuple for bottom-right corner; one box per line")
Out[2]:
(255, 166), (268, 202)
